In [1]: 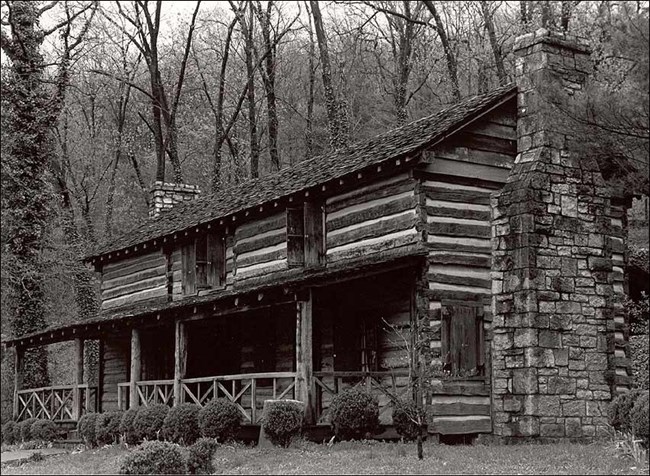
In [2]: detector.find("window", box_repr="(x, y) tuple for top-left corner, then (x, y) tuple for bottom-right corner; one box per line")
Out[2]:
(287, 201), (324, 267)
(182, 233), (226, 295)
(441, 305), (485, 378)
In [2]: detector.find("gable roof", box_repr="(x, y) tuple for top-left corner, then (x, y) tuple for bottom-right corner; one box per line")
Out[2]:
(88, 83), (516, 262)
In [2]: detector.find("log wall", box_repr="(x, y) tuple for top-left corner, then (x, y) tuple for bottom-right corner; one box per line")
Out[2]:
(325, 172), (420, 263)
(101, 251), (167, 310)
(420, 105), (516, 435)
(233, 212), (287, 281)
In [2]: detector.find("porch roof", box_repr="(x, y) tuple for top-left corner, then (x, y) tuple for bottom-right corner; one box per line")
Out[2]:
(3, 245), (428, 349)
(86, 84), (517, 264)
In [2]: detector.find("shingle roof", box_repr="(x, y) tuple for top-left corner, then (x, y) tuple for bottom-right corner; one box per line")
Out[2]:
(88, 84), (516, 261)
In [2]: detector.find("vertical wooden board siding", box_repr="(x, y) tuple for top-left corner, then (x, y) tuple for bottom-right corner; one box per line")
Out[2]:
(234, 212), (287, 281)
(100, 334), (130, 411)
(100, 251), (167, 310)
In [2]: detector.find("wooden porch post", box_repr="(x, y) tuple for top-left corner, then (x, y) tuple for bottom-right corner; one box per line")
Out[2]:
(13, 346), (24, 420)
(129, 328), (141, 409)
(173, 319), (188, 406)
(295, 289), (313, 423)
(72, 338), (84, 420)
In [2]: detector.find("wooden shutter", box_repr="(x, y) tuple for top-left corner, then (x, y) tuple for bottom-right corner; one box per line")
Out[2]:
(207, 233), (225, 288)
(442, 305), (480, 376)
(304, 201), (324, 266)
(195, 235), (208, 289)
(181, 242), (197, 295)
(287, 207), (305, 267)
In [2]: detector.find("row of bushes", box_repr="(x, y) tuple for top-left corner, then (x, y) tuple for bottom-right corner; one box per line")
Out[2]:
(78, 398), (243, 448)
(2, 418), (59, 445)
(608, 389), (649, 445)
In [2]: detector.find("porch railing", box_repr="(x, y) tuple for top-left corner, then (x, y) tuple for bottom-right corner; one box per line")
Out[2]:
(16, 384), (98, 422)
(312, 370), (412, 424)
(118, 372), (297, 424)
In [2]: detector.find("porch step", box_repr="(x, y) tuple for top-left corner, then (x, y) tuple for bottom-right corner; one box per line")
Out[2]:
(53, 439), (83, 449)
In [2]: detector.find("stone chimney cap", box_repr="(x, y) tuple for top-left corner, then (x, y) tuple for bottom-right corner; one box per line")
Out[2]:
(514, 28), (591, 55)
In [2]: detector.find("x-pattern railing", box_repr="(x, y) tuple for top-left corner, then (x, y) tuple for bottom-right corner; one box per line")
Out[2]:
(16, 384), (97, 422)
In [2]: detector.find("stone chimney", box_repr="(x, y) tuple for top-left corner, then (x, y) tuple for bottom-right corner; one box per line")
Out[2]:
(490, 29), (630, 441)
(149, 181), (201, 218)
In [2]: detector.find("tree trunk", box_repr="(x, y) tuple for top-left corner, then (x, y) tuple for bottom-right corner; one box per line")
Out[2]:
(305, 1), (316, 159)
(422, 1), (461, 101)
(257, 1), (280, 172)
(480, 0), (507, 86)
(310, 0), (348, 151)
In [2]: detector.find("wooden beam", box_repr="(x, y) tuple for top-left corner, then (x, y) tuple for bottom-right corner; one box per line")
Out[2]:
(129, 328), (141, 409)
(295, 289), (313, 423)
(173, 319), (188, 406)
(73, 338), (84, 420)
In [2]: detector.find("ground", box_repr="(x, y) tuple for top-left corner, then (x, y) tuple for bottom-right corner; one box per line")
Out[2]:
(1, 439), (648, 475)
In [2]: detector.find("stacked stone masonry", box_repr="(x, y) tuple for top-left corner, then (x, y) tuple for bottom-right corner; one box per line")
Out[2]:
(149, 181), (201, 218)
(490, 29), (631, 441)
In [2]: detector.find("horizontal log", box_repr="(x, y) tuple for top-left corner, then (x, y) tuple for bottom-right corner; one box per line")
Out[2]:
(235, 230), (286, 255)
(428, 402), (491, 416)
(428, 415), (492, 434)
(426, 206), (491, 221)
(102, 275), (167, 301)
(101, 264), (167, 292)
(237, 247), (287, 268)
(429, 380), (489, 396)
(423, 186), (491, 205)
(428, 253), (491, 268)
(103, 253), (166, 281)
(326, 232), (420, 263)
(484, 107), (516, 126)
(467, 120), (516, 141)
(328, 213), (418, 249)
(428, 273), (491, 289)
(327, 180), (415, 214)
(327, 195), (417, 232)
(420, 157), (510, 184)
(426, 222), (490, 239)
(446, 132), (516, 156)
(426, 240), (491, 254)
(416, 171), (504, 191)
(424, 288), (490, 303)
(101, 286), (167, 310)
(236, 259), (287, 281)
(236, 213), (286, 241)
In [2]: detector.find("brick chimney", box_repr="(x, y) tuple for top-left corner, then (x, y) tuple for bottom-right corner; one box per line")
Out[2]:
(149, 181), (201, 218)
(490, 29), (630, 441)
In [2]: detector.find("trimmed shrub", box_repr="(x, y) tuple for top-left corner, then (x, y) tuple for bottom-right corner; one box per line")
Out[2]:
(96, 411), (124, 445)
(198, 398), (241, 442)
(31, 419), (58, 442)
(119, 408), (140, 445)
(118, 440), (188, 475)
(133, 404), (169, 441)
(609, 389), (644, 433)
(262, 401), (304, 447)
(162, 403), (201, 444)
(2, 421), (16, 445)
(631, 391), (649, 444)
(187, 437), (219, 474)
(19, 418), (39, 442)
(78, 412), (99, 447)
(392, 399), (426, 441)
(330, 388), (379, 440)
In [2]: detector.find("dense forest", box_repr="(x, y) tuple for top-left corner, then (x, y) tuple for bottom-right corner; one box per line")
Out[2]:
(0, 0), (648, 423)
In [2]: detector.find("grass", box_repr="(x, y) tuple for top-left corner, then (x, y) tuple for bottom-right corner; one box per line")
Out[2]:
(2, 438), (649, 475)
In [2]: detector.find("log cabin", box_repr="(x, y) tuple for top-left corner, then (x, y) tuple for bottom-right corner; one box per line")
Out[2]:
(2, 29), (636, 441)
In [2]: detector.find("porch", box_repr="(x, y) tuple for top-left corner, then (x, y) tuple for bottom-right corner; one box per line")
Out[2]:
(12, 267), (419, 427)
